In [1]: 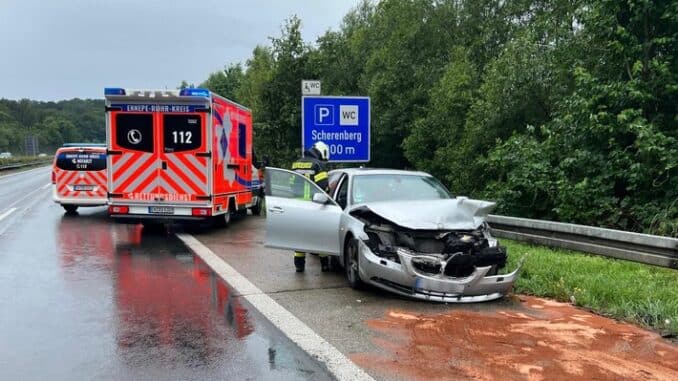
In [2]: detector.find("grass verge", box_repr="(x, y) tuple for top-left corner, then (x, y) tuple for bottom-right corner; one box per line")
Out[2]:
(503, 239), (678, 336)
(0, 156), (51, 169)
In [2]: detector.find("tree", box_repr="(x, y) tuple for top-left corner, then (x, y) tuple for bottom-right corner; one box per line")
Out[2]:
(482, 0), (678, 235)
(200, 64), (245, 100)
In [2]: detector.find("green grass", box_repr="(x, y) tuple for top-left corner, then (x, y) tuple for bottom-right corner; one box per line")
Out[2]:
(0, 156), (51, 167)
(503, 239), (678, 335)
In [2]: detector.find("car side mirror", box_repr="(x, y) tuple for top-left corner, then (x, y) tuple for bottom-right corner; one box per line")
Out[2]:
(312, 193), (330, 205)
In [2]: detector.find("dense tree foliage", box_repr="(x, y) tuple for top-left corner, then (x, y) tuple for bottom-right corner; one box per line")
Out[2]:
(0, 99), (104, 154)
(4, 0), (674, 235)
(197, 0), (676, 235)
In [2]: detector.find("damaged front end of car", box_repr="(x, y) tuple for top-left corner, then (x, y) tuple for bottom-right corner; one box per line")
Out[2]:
(350, 199), (523, 303)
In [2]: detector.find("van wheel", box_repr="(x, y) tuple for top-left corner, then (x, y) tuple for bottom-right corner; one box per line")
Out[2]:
(213, 211), (231, 228)
(345, 238), (364, 289)
(250, 198), (262, 216)
(63, 205), (78, 213)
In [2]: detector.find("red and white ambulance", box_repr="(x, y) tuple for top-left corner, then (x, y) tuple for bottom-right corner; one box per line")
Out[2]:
(104, 88), (263, 224)
(52, 143), (108, 213)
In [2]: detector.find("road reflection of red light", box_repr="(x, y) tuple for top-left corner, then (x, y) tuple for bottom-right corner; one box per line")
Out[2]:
(191, 255), (253, 339)
(57, 215), (117, 269)
(114, 234), (253, 366)
(57, 215), (254, 367)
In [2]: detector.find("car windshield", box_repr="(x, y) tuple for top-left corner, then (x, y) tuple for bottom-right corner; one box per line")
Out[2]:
(351, 174), (451, 204)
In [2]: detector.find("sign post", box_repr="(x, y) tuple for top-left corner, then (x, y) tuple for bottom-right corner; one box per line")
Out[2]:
(302, 96), (370, 162)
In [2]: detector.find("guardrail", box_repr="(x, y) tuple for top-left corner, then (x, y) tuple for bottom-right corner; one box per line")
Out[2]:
(0, 160), (50, 172)
(487, 215), (678, 269)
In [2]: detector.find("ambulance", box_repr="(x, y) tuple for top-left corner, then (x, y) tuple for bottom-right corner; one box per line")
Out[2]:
(104, 88), (263, 225)
(52, 143), (108, 213)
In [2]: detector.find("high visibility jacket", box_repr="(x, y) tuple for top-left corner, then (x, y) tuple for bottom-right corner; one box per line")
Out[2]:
(291, 154), (329, 200)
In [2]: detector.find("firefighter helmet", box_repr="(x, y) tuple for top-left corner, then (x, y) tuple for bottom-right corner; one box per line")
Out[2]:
(313, 141), (330, 161)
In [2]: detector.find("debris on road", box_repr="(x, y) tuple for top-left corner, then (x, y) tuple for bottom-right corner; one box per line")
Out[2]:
(351, 296), (678, 381)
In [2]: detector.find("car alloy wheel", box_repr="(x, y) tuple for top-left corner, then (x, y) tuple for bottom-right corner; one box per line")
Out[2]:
(345, 238), (363, 289)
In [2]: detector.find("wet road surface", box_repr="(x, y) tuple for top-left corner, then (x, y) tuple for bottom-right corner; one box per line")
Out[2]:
(189, 216), (678, 381)
(0, 169), (332, 380)
(4, 167), (676, 381)
(0, 166), (52, 234)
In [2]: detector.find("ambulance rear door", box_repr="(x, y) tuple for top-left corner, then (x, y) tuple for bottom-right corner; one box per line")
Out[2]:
(108, 110), (158, 203)
(157, 109), (210, 204)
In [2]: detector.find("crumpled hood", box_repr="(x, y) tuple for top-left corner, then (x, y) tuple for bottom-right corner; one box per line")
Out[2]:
(350, 198), (496, 230)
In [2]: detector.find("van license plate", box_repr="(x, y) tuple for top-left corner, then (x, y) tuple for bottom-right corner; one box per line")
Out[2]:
(149, 206), (174, 215)
(73, 185), (94, 191)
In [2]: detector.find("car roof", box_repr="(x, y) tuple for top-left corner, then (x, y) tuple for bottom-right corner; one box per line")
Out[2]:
(330, 167), (432, 177)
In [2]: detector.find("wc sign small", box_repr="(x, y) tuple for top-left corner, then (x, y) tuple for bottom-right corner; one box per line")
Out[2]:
(301, 80), (321, 96)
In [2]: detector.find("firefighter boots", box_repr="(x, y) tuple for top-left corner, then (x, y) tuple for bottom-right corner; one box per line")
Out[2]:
(294, 257), (305, 272)
(320, 256), (330, 272)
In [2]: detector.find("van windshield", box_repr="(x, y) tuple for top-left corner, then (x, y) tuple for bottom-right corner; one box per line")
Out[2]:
(56, 151), (106, 171)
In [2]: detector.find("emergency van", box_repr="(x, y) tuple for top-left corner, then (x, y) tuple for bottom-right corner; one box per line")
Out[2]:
(104, 88), (263, 224)
(52, 143), (108, 213)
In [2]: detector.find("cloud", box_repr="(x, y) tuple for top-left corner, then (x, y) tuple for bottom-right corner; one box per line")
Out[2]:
(0, 0), (358, 100)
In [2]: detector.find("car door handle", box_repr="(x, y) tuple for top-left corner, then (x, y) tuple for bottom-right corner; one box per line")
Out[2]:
(268, 206), (284, 214)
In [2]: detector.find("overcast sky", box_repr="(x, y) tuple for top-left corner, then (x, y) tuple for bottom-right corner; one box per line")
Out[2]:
(0, 0), (360, 101)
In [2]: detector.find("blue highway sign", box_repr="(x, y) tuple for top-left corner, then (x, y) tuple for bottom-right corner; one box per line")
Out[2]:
(302, 96), (370, 162)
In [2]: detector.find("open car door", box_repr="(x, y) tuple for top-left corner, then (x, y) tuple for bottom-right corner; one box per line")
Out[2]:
(264, 168), (342, 255)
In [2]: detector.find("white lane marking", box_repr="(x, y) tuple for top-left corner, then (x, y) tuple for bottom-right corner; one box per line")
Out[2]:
(42, 182), (51, 189)
(3, 185), (51, 211)
(176, 233), (375, 381)
(0, 207), (16, 222)
(0, 187), (51, 236)
(0, 165), (51, 180)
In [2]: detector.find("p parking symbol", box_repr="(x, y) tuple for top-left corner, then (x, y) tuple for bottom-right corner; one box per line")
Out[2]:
(314, 105), (334, 125)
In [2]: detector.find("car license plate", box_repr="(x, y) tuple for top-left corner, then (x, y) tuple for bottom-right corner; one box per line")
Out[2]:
(73, 185), (94, 191)
(148, 206), (174, 215)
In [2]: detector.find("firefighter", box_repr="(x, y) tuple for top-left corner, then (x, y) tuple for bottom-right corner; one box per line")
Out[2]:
(291, 141), (330, 273)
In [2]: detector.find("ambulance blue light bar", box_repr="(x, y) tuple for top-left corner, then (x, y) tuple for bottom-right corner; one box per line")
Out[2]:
(62, 143), (106, 147)
(104, 88), (126, 96)
(179, 88), (210, 97)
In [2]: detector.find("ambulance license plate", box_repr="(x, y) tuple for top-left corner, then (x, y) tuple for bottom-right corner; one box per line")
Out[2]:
(148, 206), (174, 215)
(73, 185), (94, 191)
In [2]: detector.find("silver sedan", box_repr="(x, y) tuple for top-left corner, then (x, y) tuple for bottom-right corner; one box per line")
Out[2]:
(264, 167), (522, 303)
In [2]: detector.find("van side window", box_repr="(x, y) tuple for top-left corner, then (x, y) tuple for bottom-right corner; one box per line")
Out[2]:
(238, 123), (247, 158)
(115, 114), (154, 153)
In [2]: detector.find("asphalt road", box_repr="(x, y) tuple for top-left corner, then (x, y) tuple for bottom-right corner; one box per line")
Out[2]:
(0, 167), (332, 381)
(188, 215), (678, 381)
(2, 167), (675, 381)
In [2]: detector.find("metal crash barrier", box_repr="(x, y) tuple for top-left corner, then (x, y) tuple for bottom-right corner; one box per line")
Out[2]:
(488, 215), (678, 269)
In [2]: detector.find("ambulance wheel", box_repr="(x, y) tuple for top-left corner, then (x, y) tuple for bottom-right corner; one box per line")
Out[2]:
(250, 198), (262, 216)
(63, 205), (78, 214)
(213, 211), (231, 228)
